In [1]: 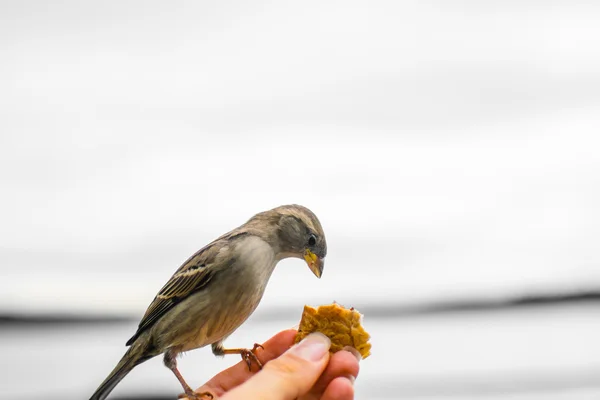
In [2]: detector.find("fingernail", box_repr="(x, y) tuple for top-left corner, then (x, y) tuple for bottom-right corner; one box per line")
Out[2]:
(290, 332), (331, 361)
(345, 375), (356, 384)
(342, 346), (362, 362)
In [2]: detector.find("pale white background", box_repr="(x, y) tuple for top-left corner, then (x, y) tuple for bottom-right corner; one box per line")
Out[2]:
(1, 1), (599, 399)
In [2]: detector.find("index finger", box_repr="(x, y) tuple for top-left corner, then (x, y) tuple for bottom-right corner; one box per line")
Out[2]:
(196, 329), (298, 397)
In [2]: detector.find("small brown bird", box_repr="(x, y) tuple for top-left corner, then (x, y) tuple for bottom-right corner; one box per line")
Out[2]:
(90, 205), (327, 400)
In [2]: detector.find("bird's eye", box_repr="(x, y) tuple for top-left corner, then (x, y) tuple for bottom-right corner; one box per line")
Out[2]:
(308, 234), (317, 247)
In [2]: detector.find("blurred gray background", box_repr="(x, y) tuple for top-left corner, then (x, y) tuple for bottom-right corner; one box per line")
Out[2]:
(1, 1), (599, 399)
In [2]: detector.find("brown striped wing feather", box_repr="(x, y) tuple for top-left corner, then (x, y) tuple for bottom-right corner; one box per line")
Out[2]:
(125, 236), (233, 346)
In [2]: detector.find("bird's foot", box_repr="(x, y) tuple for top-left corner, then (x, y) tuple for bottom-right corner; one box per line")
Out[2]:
(215, 342), (264, 371)
(177, 390), (214, 400)
(240, 343), (264, 371)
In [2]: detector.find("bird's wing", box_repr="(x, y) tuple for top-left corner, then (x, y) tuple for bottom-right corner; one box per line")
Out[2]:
(125, 231), (248, 346)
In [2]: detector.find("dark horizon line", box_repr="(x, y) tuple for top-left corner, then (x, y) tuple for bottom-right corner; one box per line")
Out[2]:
(2, 290), (599, 327)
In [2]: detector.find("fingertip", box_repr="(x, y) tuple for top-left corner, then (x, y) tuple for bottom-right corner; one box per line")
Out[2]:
(264, 329), (297, 348)
(278, 328), (299, 338)
(322, 376), (355, 400)
(288, 332), (331, 362)
(330, 349), (360, 379)
(342, 346), (362, 362)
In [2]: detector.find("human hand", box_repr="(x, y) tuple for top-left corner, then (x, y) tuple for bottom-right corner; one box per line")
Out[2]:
(192, 329), (361, 400)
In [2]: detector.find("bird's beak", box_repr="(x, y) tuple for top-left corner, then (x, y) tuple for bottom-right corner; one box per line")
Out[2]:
(304, 249), (324, 278)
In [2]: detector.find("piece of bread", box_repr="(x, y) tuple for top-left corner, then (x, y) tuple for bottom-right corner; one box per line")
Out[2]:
(294, 303), (371, 359)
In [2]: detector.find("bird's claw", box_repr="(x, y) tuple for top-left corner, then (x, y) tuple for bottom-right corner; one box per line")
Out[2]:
(241, 343), (264, 371)
(252, 343), (264, 353)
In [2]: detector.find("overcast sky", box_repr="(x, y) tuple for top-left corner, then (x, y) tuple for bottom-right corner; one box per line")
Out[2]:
(1, 1), (600, 315)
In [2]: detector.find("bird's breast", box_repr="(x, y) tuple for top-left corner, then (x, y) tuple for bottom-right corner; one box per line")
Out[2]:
(176, 236), (278, 352)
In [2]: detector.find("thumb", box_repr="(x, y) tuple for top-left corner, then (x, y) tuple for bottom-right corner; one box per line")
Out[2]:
(221, 333), (331, 400)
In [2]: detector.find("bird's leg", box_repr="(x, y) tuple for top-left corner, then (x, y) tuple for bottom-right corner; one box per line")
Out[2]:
(164, 349), (213, 400)
(211, 342), (264, 371)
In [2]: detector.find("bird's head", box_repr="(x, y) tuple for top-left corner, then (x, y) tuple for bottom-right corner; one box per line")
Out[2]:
(248, 204), (327, 278)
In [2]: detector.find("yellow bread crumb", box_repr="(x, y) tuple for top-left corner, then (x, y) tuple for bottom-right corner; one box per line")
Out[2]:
(294, 303), (371, 359)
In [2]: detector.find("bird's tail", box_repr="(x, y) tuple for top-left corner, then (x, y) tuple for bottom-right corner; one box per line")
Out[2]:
(90, 338), (155, 400)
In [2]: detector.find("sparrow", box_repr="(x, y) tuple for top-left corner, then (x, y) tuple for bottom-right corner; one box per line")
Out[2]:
(90, 204), (327, 400)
